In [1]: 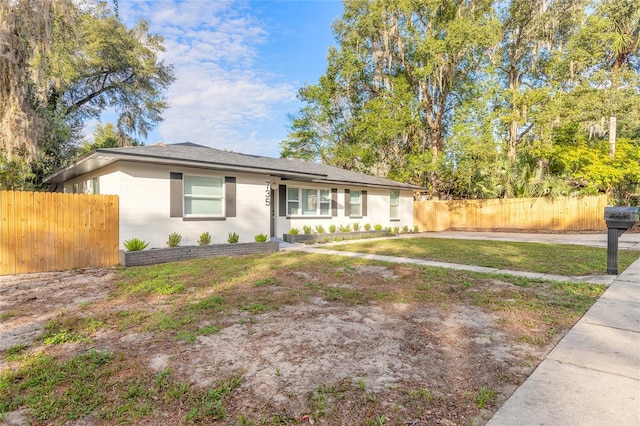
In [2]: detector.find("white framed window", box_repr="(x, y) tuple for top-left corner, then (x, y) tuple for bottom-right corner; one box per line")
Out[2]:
(390, 190), (400, 219)
(350, 190), (362, 217)
(287, 187), (331, 216)
(183, 175), (223, 217)
(287, 187), (300, 215)
(90, 177), (99, 194)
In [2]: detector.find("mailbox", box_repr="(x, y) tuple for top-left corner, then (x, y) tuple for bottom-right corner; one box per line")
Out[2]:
(604, 207), (639, 275)
(604, 207), (639, 229)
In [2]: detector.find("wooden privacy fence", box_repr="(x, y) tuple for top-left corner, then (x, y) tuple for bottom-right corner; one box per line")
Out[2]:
(0, 191), (119, 275)
(414, 195), (608, 232)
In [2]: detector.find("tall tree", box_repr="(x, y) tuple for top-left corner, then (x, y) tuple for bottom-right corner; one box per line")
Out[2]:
(0, 0), (174, 189)
(595, 0), (639, 157)
(0, 0), (74, 159)
(494, 0), (585, 161)
(283, 0), (497, 194)
(555, 0), (640, 158)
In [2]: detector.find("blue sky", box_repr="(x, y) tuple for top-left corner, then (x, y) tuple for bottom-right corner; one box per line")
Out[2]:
(101, 0), (344, 158)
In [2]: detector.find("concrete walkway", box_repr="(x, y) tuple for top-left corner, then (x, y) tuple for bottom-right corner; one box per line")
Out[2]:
(281, 231), (640, 425)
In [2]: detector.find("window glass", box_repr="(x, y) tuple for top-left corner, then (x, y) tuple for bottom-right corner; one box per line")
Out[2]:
(185, 176), (222, 196)
(320, 190), (330, 215)
(302, 189), (317, 215)
(350, 190), (362, 217)
(287, 187), (299, 215)
(91, 178), (99, 194)
(390, 190), (400, 219)
(287, 187), (331, 216)
(184, 176), (223, 216)
(186, 198), (223, 215)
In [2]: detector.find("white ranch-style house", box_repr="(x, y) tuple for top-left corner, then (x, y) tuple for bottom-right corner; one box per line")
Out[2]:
(44, 143), (422, 248)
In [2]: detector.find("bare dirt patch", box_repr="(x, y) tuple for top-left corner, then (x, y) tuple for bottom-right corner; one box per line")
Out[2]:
(0, 268), (117, 352)
(1, 257), (595, 425)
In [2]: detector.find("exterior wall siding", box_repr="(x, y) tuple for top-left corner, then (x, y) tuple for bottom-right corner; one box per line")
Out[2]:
(68, 162), (271, 249)
(66, 162), (415, 249)
(278, 186), (414, 235)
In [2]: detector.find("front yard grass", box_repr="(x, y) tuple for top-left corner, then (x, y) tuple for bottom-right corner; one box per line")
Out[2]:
(1, 252), (607, 425)
(331, 237), (640, 276)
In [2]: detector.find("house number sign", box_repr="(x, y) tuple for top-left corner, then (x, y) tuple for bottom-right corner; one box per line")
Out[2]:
(265, 181), (271, 206)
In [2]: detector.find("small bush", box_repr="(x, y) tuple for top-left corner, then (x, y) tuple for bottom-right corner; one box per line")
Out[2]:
(352, 222), (361, 231)
(364, 223), (372, 231)
(228, 232), (239, 243)
(303, 225), (313, 234)
(315, 224), (325, 234)
(123, 238), (149, 251)
(167, 232), (182, 247)
(289, 228), (300, 235)
(393, 226), (400, 234)
(329, 224), (336, 233)
(414, 225), (419, 232)
(198, 232), (212, 245)
(373, 224), (383, 231)
(254, 233), (268, 242)
(338, 224), (351, 232)
(402, 225), (409, 233)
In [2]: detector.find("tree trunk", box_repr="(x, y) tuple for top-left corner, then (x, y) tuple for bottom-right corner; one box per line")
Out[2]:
(431, 143), (439, 199)
(608, 114), (617, 158)
(508, 119), (518, 161)
(507, 65), (519, 162)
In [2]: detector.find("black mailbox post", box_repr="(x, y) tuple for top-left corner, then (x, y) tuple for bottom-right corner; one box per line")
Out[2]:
(604, 207), (639, 275)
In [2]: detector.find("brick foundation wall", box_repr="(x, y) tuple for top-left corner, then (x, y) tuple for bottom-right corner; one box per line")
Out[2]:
(283, 230), (389, 243)
(119, 241), (280, 267)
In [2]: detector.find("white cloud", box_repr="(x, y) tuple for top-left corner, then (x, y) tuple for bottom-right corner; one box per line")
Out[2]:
(118, 0), (297, 156)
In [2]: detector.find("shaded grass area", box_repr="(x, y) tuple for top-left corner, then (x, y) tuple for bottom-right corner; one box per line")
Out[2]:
(331, 237), (640, 275)
(1, 350), (242, 424)
(1, 252), (606, 425)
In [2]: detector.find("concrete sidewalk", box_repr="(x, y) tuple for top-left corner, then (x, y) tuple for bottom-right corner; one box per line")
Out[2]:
(487, 256), (640, 426)
(281, 232), (640, 425)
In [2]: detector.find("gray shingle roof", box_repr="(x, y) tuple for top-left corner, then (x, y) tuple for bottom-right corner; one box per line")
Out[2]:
(45, 142), (423, 190)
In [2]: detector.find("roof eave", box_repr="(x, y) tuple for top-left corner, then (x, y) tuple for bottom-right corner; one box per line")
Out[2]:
(44, 149), (426, 191)
(309, 178), (423, 191)
(44, 150), (331, 183)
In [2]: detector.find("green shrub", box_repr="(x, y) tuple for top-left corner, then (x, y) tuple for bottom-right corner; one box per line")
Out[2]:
(338, 224), (351, 232)
(402, 225), (409, 233)
(167, 232), (182, 247)
(198, 232), (212, 245)
(289, 228), (300, 235)
(393, 226), (400, 234)
(254, 233), (268, 242)
(315, 224), (325, 234)
(364, 223), (372, 231)
(227, 232), (239, 243)
(373, 224), (383, 231)
(303, 225), (313, 234)
(352, 222), (360, 231)
(414, 225), (419, 232)
(123, 238), (149, 251)
(329, 224), (336, 233)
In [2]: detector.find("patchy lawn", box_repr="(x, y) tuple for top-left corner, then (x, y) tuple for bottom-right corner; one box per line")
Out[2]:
(1, 252), (605, 425)
(331, 237), (640, 276)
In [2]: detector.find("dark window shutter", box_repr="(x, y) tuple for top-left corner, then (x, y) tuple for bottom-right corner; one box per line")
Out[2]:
(331, 188), (338, 217)
(344, 189), (350, 217)
(279, 185), (287, 217)
(170, 172), (183, 217)
(225, 177), (236, 217)
(362, 190), (368, 217)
